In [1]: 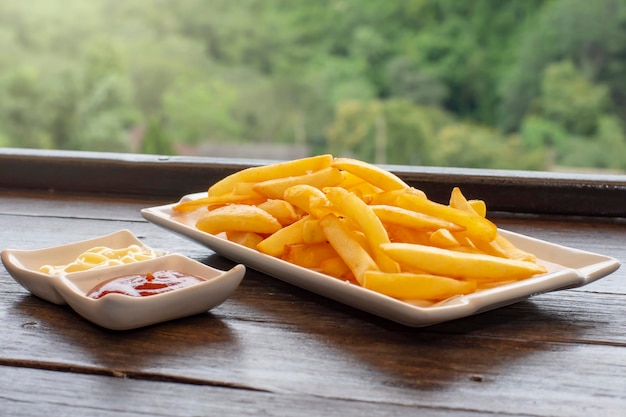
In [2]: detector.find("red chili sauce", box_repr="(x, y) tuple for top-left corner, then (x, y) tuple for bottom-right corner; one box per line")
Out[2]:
(87, 270), (205, 299)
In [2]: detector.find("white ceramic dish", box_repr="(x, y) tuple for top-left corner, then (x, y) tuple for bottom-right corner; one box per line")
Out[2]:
(141, 194), (620, 327)
(56, 254), (245, 330)
(1, 229), (246, 330)
(1, 229), (163, 305)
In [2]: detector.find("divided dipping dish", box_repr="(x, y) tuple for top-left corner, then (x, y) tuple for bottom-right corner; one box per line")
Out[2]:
(1, 229), (246, 330)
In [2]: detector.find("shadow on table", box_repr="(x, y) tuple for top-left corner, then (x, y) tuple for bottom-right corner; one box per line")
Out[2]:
(226, 266), (593, 391)
(9, 291), (240, 372)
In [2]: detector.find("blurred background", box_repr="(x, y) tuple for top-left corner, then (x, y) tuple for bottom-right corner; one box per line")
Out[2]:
(1, 0), (625, 172)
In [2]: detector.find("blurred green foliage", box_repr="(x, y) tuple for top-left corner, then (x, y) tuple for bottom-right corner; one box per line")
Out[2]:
(0, 0), (625, 171)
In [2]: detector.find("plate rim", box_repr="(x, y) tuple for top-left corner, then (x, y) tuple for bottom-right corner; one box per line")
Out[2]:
(1, 229), (156, 304)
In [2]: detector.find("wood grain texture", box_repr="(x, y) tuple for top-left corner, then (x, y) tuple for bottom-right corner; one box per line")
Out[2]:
(1, 191), (625, 416)
(3, 366), (496, 417)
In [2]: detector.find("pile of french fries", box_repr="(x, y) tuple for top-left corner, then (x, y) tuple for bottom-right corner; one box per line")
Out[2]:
(174, 154), (547, 303)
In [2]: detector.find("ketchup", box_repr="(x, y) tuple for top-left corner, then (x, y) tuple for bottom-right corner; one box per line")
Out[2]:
(87, 270), (205, 299)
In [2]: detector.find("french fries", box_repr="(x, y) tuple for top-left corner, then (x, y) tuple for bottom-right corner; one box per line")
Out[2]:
(331, 157), (410, 191)
(257, 215), (310, 257)
(318, 214), (379, 284)
(183, 155), (548, 303)
(253, 166), (343, 199)
(324, 187), (400, 274)
(362, 271), (476, 300)
(208, 154), (333, 196)
(195, 204), (282, 235)
(380, 243), (547, 282)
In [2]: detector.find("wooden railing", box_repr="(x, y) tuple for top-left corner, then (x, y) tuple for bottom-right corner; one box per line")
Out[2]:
(1, 147), (625, 216)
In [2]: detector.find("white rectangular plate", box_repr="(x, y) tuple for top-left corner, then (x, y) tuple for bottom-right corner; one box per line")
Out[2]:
(141, 193), (620, 327)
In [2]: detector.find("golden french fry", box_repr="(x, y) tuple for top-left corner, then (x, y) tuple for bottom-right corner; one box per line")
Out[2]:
(468, 200), (487, 217)
(225, 231), (264, 249)
(449, 187), (475, 213)
(302, 219), (327, 243)
(467, 235), (511, 258)
(196, 204), (282, 235)
(366, 189), (405, 205)
(282, 242), (338, 269)
(320, 256), (352, 279)
(371, 204), (465, 232)
(384, 223), (432, 245)
(448, 186), (490, 222)
(256, 215), (312, 257)
(429, 228), (461, 248)
(232, 182), (265, 197)
(253, 166), (343, 200)
(451, 231), (475, 249)
(345, 181), (383, 200)
(332, 157), (410, 191)
(324, 187), (400, 273)
(445, 244), (483, 255)
(449, 188), (500, 253)
(283, 184), (333, 218)
(319, 214), (379, 284)
(362, 271), (476, 300)
(448, 187), (535, 261)
(493, 234), (537, 262)
(338, 170), (366, 186)
(381, 242), (547, 282)
(173, 194), (265, 213)
(350, 228), (372, 252)
(209, 154), (333, 196)
(257, 199), (300, 226)
(396, 192), (498, 242)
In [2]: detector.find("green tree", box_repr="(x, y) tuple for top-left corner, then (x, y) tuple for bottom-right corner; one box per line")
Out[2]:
(0, 128), (11, 147)
(399, 0), (545, 124)
(1, 0), (624, 172)
(141, 118), (173, 155)
(0, 66), (53, 148)
(431, 123), (546, 170)
(162, 77), (239, 145)
(538, 61), (610, 136)
(522, 60), (624, 169)
(69, 37), (140, 152)
(385, 57), (448, 107)
(325, 100), (381, 161)
(70, 74), (139, 152)
(499, 0), (626, 132)
(520, 115), (568, 151)
(383, 99), (453, 166)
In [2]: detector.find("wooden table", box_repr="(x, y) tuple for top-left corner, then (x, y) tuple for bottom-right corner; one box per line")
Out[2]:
(1, 150), (625, 416)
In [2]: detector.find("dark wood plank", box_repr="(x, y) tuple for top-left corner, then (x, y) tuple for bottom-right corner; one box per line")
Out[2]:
(4, 366), (474, 417)
(0, 191), (158, 221)
(2, 290), (625, 416)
